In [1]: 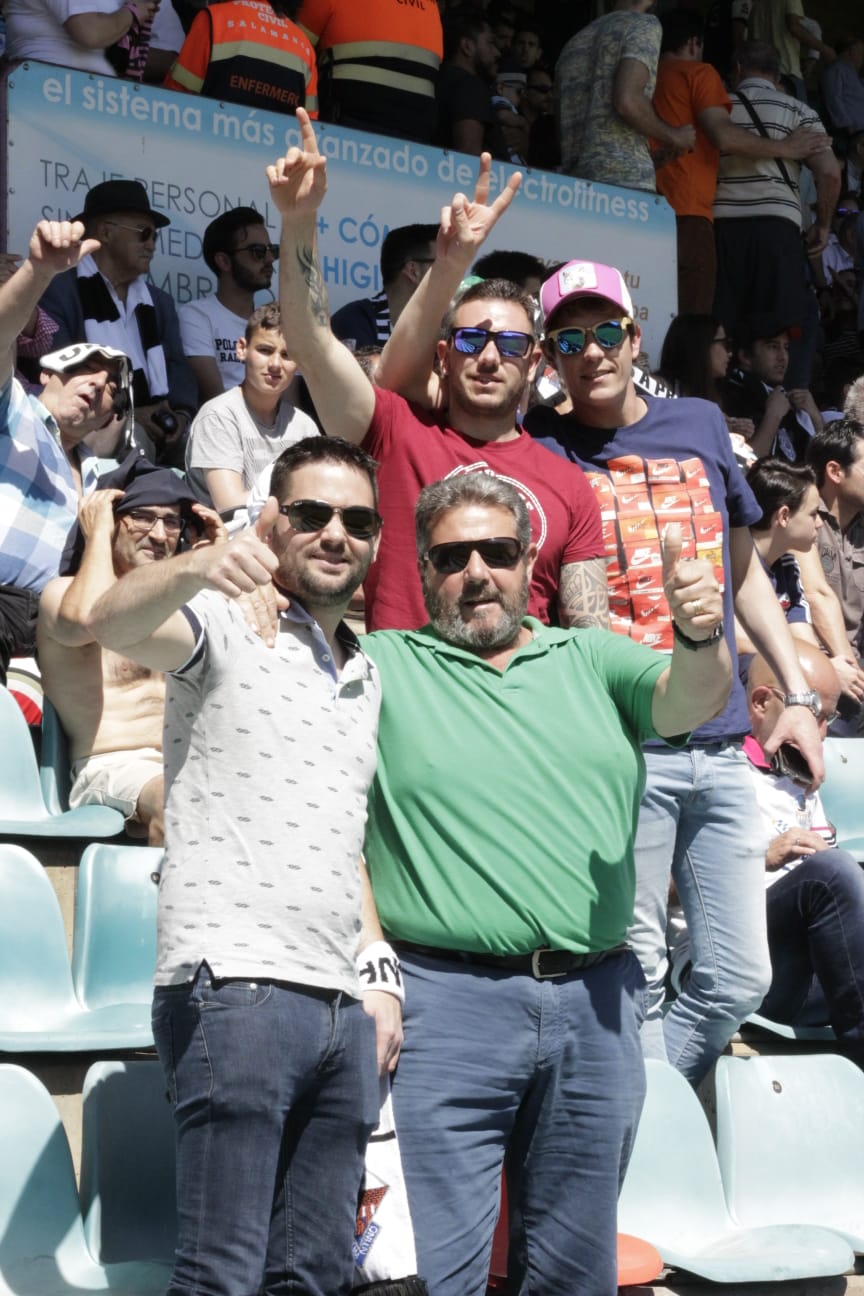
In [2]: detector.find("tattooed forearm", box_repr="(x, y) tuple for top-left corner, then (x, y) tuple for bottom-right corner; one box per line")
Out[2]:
(558, 558), (610, 630)
(295, 243), (330, 329)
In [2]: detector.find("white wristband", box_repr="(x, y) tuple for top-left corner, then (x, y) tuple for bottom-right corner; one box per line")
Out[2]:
(356, 940), (404, 1003)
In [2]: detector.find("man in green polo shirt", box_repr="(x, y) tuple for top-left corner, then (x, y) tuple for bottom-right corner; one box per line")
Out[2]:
(361, 472), (732, 1296)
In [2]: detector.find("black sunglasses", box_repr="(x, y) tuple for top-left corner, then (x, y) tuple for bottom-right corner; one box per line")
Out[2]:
(424, 537), (524, 575)
(449, 328), (534, 358)
(104, 219), (156, 243)
(278, 499), (382, 539)
(232, 242), (279, 262)
(544, 318), (632, 356)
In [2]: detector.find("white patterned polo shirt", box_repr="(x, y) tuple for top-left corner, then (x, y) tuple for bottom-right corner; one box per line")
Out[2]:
(157, 591), (380, 996)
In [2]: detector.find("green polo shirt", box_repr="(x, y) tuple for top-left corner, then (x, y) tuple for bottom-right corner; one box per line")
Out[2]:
(363, 619), (668, 955)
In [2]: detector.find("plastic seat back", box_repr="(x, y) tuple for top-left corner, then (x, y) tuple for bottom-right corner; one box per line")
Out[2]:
(39, 699), (73, 815)
(715, 1053), (864, 1250)
(0, 844), (156, 1053)
(80, 1060), (177, 1264)
(0, 1063), (174, 1294)
(0, 684), (61, 821)
(821, 738), (864, 860)
(0, 685), (123, 837)
(71, 844), (161, 1011)
(618, 1059), (734, 1252)
(0, 1064), (86, 1266)
(0, 845), (80, 1041)
(617, 1059), (854, 1282)
(741, 1010), (834, 1042)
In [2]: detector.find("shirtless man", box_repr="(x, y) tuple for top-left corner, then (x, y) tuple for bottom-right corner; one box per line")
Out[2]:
(37, 467), (210, 844)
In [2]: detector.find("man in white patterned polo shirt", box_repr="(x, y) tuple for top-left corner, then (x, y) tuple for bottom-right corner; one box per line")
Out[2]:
(87, 435), (403, 1296)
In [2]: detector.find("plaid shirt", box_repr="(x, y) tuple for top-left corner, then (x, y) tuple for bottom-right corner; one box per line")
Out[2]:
(0, 376), (100, 592)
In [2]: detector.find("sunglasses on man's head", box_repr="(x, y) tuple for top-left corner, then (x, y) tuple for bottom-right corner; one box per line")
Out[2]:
(424, 537), (524, 575)
(544, 318), (632, 356)
(278, 500), (382, 539)
(449, 328), (534, 358)
(232, 242), (279, 262)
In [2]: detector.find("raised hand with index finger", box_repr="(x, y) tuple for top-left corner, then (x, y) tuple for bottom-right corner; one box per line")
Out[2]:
(265, 107), (328, 220)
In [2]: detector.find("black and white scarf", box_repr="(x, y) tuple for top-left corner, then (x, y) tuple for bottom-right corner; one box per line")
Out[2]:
(76, 254), (168, 406)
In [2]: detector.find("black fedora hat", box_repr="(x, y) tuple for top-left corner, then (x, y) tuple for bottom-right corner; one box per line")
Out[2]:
(74, 179), (170, 228)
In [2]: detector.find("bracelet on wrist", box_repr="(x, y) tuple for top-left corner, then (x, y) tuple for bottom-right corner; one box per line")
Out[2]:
(356, 940), (404, 1003)
(672, 619), (724, 650)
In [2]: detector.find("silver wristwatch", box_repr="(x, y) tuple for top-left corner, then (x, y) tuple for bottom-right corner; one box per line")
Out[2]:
(781, 689), (820, 716)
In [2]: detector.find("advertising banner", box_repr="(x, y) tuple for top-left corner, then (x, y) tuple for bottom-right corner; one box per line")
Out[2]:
(4, 61), (677, 358)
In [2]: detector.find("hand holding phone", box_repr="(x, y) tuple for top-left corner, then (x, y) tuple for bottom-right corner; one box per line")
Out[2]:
(770, 742), (814, 787)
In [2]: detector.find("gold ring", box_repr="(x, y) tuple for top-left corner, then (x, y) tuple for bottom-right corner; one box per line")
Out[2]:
(691, 600), (704, 617)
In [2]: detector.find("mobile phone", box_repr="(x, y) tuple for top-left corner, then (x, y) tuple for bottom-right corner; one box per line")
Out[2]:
(770, 743), (814, 787)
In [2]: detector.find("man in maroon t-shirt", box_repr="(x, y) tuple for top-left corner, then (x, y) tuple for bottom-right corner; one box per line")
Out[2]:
(266, 110), (607, 632)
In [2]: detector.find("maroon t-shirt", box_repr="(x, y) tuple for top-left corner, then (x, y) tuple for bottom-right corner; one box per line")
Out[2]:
(362, 388), (604, 631)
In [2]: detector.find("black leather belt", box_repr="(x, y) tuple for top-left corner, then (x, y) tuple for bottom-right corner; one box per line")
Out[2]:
(394, 942), (626, 980)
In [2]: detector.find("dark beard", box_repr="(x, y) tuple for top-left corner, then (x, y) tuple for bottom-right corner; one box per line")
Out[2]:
(422, 569), (529, 651)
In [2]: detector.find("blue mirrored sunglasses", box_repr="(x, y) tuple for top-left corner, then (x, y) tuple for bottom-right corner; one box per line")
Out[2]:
(544, 318), (632, 356)
(449, 328), (534, 358)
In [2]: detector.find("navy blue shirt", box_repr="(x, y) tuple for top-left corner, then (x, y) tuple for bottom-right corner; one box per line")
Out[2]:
(525, 394), (762, 742)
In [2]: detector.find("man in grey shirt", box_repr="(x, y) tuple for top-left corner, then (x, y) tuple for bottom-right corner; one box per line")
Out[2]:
(87, 435), (402, 1296)
(186, 302), (319, 514)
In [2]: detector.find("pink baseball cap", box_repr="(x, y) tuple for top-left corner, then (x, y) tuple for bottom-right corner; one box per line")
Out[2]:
(540, 261), (634, 327)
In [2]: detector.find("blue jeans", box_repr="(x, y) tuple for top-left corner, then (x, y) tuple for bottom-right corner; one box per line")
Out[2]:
(152, 966), (379, 1296)
(391, 948), (646, 1296)
(763, 849), (864, 1067)
(629, 745), (771, 1085)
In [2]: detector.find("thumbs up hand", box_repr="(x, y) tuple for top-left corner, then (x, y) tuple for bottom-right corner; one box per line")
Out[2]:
(193, 495), (280, 600)
(661, 523), (723, 643)
(232, 497), (292, 647)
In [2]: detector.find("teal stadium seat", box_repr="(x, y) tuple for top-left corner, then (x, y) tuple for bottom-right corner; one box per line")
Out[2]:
(0, 1063), (171, 1296)
(72, 843), (161, 1012)
(616, 1058), (854, 1282)
(821, 738), (864, 862)
(741, 1010), (835, 1043)
(0, 844), (155, 1051)
(0, 686), (122, 837)
(38, 699), (74, 816)
(715, 1053), (864, 1251)
(79, 1060), (177, 1265)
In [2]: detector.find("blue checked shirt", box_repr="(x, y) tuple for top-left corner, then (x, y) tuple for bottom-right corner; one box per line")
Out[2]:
(0, 376), (100, 592)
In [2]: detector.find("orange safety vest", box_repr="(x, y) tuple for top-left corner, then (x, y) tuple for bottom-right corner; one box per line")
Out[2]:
(167, 0), (319, 117)
(297, 0), (441, 140)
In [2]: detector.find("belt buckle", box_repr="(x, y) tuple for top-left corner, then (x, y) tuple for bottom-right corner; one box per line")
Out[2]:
(530, 949), (568, 979)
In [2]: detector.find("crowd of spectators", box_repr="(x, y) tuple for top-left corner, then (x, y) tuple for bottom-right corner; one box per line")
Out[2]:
(2, 0), (864, 1029)
(2, 0), (862, 374)
(3, 5), (864, 1293)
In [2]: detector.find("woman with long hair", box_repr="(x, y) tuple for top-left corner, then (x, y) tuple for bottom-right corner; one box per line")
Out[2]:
(658, 312), (733, 402)
(658, 312), (755, 460)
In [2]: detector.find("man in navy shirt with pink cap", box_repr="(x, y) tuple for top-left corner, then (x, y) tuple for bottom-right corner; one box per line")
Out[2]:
(525, 258), (825, 1085)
